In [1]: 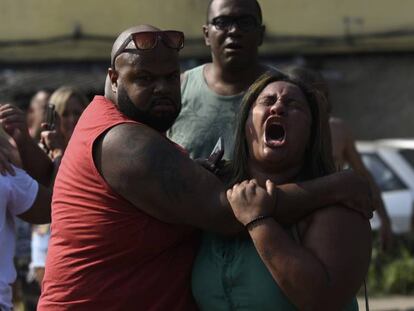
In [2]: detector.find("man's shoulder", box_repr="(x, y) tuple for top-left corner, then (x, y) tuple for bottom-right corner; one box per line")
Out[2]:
(181, 64), (206, 87)
(182, 64), (206, 75)
(100, 123), (181, 169)
(101, 123), (157, 153)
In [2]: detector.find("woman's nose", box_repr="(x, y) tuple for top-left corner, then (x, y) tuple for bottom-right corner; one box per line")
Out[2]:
(269, 102), (286, 116)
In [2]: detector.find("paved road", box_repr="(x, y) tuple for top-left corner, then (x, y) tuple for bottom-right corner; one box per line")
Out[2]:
(358, 296), (414, 311)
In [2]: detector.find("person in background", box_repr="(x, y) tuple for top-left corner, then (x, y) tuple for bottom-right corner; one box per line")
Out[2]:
(287, 66), (394, 251)
(27, 90), (51, 141)
(0, 86), (88, 184)
(45, 86), (88, 153)
(0, 133), (51, 311)
(168, 0), (278, 160)
(30, 86), (88, 286)
(0, 87), (88, 289)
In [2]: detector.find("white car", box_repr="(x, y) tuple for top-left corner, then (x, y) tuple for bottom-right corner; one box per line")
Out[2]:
(356, 139), (414, 234)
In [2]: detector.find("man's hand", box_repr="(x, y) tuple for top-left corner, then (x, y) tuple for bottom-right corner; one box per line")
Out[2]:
(227, 179), (276, 226)
(335, 170), (374, 219)
(0, 103), (31, 144)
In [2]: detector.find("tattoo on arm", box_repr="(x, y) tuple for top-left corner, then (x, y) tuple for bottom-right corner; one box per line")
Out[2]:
(129, 135), (195, 203)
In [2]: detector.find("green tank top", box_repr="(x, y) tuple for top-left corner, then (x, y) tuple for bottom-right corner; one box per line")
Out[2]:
(168, 65), (245, 160)
(192, 231), (359, 311)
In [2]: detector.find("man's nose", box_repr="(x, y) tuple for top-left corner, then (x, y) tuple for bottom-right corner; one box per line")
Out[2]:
(227, 22), (242, 35)
(153, 78), (170, 94)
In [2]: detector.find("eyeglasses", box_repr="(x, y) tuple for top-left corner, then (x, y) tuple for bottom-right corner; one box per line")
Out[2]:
(210, 15), (259, 32)
(111, 30), (185, 68)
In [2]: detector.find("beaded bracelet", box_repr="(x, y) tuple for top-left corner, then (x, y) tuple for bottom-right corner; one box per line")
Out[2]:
(245, 215), (272, 231)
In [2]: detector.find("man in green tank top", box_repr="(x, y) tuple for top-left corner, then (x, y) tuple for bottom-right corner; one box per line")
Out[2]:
(168, 0), (278, 159)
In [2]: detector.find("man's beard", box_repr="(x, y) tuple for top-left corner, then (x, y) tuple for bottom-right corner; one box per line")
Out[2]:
(117, 86), (179, 132)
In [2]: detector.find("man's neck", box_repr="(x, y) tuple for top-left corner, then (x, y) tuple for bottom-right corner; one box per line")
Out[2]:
(204, 60), (266, 96)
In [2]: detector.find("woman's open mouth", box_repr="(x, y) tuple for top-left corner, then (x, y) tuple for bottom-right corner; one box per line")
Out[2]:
(264, 121), (286, 148)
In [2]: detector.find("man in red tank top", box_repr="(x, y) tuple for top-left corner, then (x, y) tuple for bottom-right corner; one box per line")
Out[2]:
(38, 24), (374, 310)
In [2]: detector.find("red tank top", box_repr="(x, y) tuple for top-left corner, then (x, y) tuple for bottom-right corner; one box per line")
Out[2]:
(38, 96), (198, 311)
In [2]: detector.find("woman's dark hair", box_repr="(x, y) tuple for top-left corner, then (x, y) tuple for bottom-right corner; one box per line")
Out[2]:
(286, 66), (332, 114)
(228, 71), (335, 185)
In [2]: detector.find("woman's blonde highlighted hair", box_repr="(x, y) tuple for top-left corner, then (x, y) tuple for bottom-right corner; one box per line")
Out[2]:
(49, 86), (88, 117)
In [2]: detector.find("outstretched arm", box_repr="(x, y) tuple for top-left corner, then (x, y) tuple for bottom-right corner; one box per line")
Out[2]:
(0, 104), (54, 186)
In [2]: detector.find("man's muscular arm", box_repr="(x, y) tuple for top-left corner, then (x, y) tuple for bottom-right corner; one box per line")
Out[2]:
(275, 170), (373, 224)
(95, 123), (241, 233)
(94, 124), (371, 234)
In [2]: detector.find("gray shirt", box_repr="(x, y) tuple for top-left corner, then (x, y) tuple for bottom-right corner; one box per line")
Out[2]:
(168, 65), (244, 160)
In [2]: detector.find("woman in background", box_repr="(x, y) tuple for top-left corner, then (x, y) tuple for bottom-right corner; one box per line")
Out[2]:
(31, 86), (88, 286)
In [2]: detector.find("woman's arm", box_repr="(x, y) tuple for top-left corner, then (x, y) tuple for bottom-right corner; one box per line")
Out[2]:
(0, 104), (54, 186)
(227, 180), (372, 310)
(250, 207), (371, 310)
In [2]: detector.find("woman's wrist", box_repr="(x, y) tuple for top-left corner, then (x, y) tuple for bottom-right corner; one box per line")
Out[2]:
(245, 215), (273, 231)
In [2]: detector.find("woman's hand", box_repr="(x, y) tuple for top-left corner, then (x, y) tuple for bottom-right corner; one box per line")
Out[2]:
(227, 179), (277, 226)
(40, 118), (65, 159)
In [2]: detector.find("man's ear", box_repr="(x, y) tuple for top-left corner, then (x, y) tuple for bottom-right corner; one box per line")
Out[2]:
(258, 24), (265, 46)
(202, 25), (211, 47)
(108, 68), (118, 93)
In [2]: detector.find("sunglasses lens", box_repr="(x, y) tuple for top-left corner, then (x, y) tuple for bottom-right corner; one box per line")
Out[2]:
(163, 31), (184, 49)
(132, 32), (157, 50)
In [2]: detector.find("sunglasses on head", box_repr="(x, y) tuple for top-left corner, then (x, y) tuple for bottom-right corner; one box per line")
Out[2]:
(210, 15), (259, 32)
(111, 30), (185, 69)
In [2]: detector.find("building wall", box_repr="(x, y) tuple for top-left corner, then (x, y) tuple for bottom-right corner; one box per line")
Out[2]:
(2, 0), (414, 61)
(1, 1), (412, 139)
(318, 54), (414, 139)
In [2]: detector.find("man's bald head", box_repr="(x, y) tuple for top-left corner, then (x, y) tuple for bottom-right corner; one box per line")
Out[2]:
(107, 25), (182, 133)
(111, 25), (161, 69)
